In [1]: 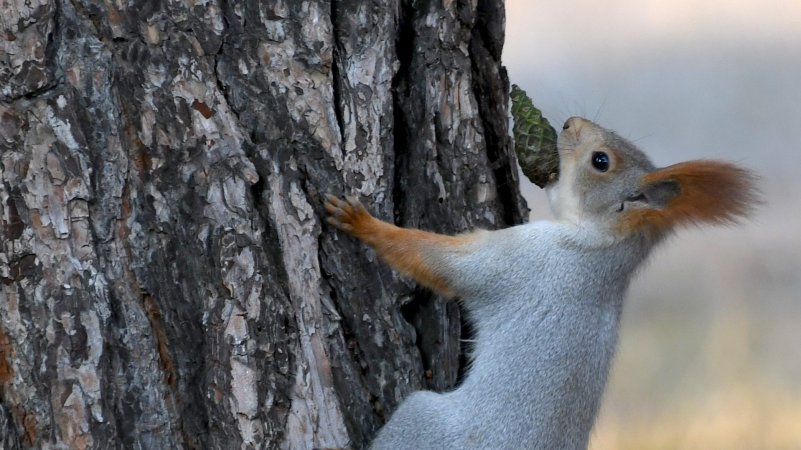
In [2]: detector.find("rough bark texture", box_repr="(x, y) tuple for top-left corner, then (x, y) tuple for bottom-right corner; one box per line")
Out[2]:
(0, 0), (527, 448)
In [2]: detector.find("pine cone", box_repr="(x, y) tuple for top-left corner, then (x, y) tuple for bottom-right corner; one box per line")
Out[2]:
(510, 84), (559, 188)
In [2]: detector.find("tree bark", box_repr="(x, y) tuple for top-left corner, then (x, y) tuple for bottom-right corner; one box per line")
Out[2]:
(0, 0), (526, 448)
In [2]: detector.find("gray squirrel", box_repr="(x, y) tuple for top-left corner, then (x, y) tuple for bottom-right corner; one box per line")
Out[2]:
(325, 117), (757, 449)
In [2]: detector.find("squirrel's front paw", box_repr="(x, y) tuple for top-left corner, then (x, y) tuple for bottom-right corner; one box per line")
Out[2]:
(324, 194), (373, 235)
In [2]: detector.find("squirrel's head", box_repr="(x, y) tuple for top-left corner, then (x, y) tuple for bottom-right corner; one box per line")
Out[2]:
(547, 117), (758, 241)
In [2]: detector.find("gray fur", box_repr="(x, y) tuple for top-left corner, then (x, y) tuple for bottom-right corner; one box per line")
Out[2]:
(370, 223), (650, 449)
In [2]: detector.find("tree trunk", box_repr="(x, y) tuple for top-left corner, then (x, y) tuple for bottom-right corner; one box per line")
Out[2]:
(0, 0), (526, 448)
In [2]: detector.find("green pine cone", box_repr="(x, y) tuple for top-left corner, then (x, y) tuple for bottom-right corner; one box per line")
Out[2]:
(510, 84), (559, 188)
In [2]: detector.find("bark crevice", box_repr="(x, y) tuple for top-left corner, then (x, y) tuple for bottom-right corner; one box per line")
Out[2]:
(329, 1), (347, 148)
(468, 0), (528, 226)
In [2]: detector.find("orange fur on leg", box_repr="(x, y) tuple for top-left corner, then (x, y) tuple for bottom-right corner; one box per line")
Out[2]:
(620, 160), (759, 237)
(325, 194), (474, 297)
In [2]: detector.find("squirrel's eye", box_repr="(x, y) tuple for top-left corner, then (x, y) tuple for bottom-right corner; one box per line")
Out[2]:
(591, 152), (610, 172)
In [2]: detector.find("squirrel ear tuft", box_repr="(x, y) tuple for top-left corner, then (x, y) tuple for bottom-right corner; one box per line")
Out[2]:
(619, 160), (759, 237)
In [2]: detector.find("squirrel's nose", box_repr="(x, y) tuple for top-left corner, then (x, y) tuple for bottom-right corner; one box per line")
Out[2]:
(563, 117), (588, 132)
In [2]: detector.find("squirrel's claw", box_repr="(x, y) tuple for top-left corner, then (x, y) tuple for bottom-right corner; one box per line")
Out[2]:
(324, 193), (370, 235)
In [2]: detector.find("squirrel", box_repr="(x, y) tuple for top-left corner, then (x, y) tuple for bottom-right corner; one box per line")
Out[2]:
(324, 116), (758, 449)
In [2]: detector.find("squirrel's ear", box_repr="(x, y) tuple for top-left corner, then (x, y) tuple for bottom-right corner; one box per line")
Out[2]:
(637, 179), (680, 208)
(620, 160), (758, 237)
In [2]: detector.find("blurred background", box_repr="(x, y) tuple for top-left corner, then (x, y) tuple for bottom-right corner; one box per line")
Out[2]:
(504, 1), (801, 448)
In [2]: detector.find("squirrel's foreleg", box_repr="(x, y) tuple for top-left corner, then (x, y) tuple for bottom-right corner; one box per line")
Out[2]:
(325, 194), (474, 298)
